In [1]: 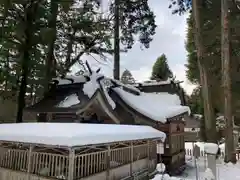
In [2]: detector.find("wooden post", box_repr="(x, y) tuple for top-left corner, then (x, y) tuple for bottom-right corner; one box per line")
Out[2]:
(106, 145), (111, 180)
(27, 145), (33, 180)
(206, 153), (217, 180)
(68, 148), (75, 180)
(130, 142), (134, 177)
(147, 140), (150, 176)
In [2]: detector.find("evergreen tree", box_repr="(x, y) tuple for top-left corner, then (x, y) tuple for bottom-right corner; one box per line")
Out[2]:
(168, 0), (218, 143)
(0, 0), (158, 122)
(121, 69), (135, 84)
(182, 0), (239, 162)
(185, 3), (240, 119)
(151, 54), (173, 81)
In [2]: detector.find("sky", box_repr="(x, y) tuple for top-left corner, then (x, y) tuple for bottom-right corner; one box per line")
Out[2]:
(73, 0), (196, 95)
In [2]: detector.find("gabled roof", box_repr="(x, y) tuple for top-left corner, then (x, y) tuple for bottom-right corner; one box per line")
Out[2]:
(25, 83), (88, 113)
(25, 71), (190, 124)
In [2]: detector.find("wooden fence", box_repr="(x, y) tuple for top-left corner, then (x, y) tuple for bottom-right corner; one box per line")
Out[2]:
(185, 148), (240, 160)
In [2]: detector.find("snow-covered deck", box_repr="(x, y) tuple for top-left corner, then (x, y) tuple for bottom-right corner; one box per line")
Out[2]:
(0, 123), (166, 147)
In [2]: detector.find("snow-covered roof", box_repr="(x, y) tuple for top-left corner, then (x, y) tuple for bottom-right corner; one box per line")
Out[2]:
(57, 94), (80, 107)
(80, 72), (190, 123)
(114, 87), (190, 123)
(52, 75), (87, 85)
(42, 71), (190, 123)
(134, 79), (181, 87)
(83, 72), (116, 109)
(0, 123), (166, 147)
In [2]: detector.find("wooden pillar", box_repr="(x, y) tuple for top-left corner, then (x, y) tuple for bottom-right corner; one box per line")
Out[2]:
(147, 140), (151, 175)
(106, 145), (111, 180)
(206, 153), (217, 180)
(68, 148), (75, 180)
(130, 142), (134, 177)
(27, 145), (34, 180)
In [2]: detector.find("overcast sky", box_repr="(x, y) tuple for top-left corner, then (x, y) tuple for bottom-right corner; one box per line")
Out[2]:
(74, 0), (196, 95)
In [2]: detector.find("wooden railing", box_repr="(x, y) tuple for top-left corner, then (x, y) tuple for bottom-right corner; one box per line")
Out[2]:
(0, 147), (69, 178)
(74, 143), (149, 179)
(30, 152), (69, 177)
(74, 150), (108, 178)
(0, 141), (157, 179)
(133, 144), (148, 161)
(110, 146), (131, 167)
(0, 148), (28, 171)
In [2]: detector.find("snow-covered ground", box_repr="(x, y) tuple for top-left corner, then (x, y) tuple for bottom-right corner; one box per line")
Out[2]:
(152, 157), (240, 180)
(152, 142), (240, 180)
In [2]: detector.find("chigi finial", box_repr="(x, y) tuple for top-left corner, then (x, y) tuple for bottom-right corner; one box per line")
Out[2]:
(85, 61), (92, 75)
(85, 60), (101, 76)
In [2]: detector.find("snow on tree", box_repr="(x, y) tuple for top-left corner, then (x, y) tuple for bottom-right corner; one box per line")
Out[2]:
(121, 69), (136, 84)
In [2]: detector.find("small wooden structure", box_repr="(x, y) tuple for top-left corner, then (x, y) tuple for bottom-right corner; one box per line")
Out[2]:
(0, 123), (165, 180)
(25, 70), (190, 175)
(134, 80), (188, 174)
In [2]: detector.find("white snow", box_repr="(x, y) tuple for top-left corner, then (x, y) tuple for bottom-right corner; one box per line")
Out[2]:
(193, 114), (203, 119)
(216, 115), (224, 121)
(204, 143), (219, 155)
(53, 75), (87, 85)
(83, 72), (103, 98)
(204, 168), (215, 180)
(99, 80), (116, 109)
(185, 142), (224, 152)
(0, 123), (166, 147)
(111, 79), (141, 93)
(57, 94), (80, 107)
(113, 87), (190, 123)
(152, 173), (179, 180)
(83, 73), (116, 109)
(136, 78), (176, 86)
(152, 160), (240, 180)
(156, 163), (166, 173)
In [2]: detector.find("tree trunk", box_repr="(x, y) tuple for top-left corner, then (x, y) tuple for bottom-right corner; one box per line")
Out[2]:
(221, 0), (236, 163)
(192, 0), (217, 143)
(44, 0), (58, 93)
(113, 0), (120, 80)
(16, 1), (39, 123)
(40, 0), (58, 123)
(16, 63), (29, 123)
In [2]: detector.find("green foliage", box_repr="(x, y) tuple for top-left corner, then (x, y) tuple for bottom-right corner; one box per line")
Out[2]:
(184, 1), (240, 141)
(185, 13), (199, 84)
(185, 1), (240, 116)
(151, 54), (173, 81)
(121, 69), (135, 84)
(0, 0), (157, 106)
(187, 86), (203, 114)
(111, 0), (156, 49)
